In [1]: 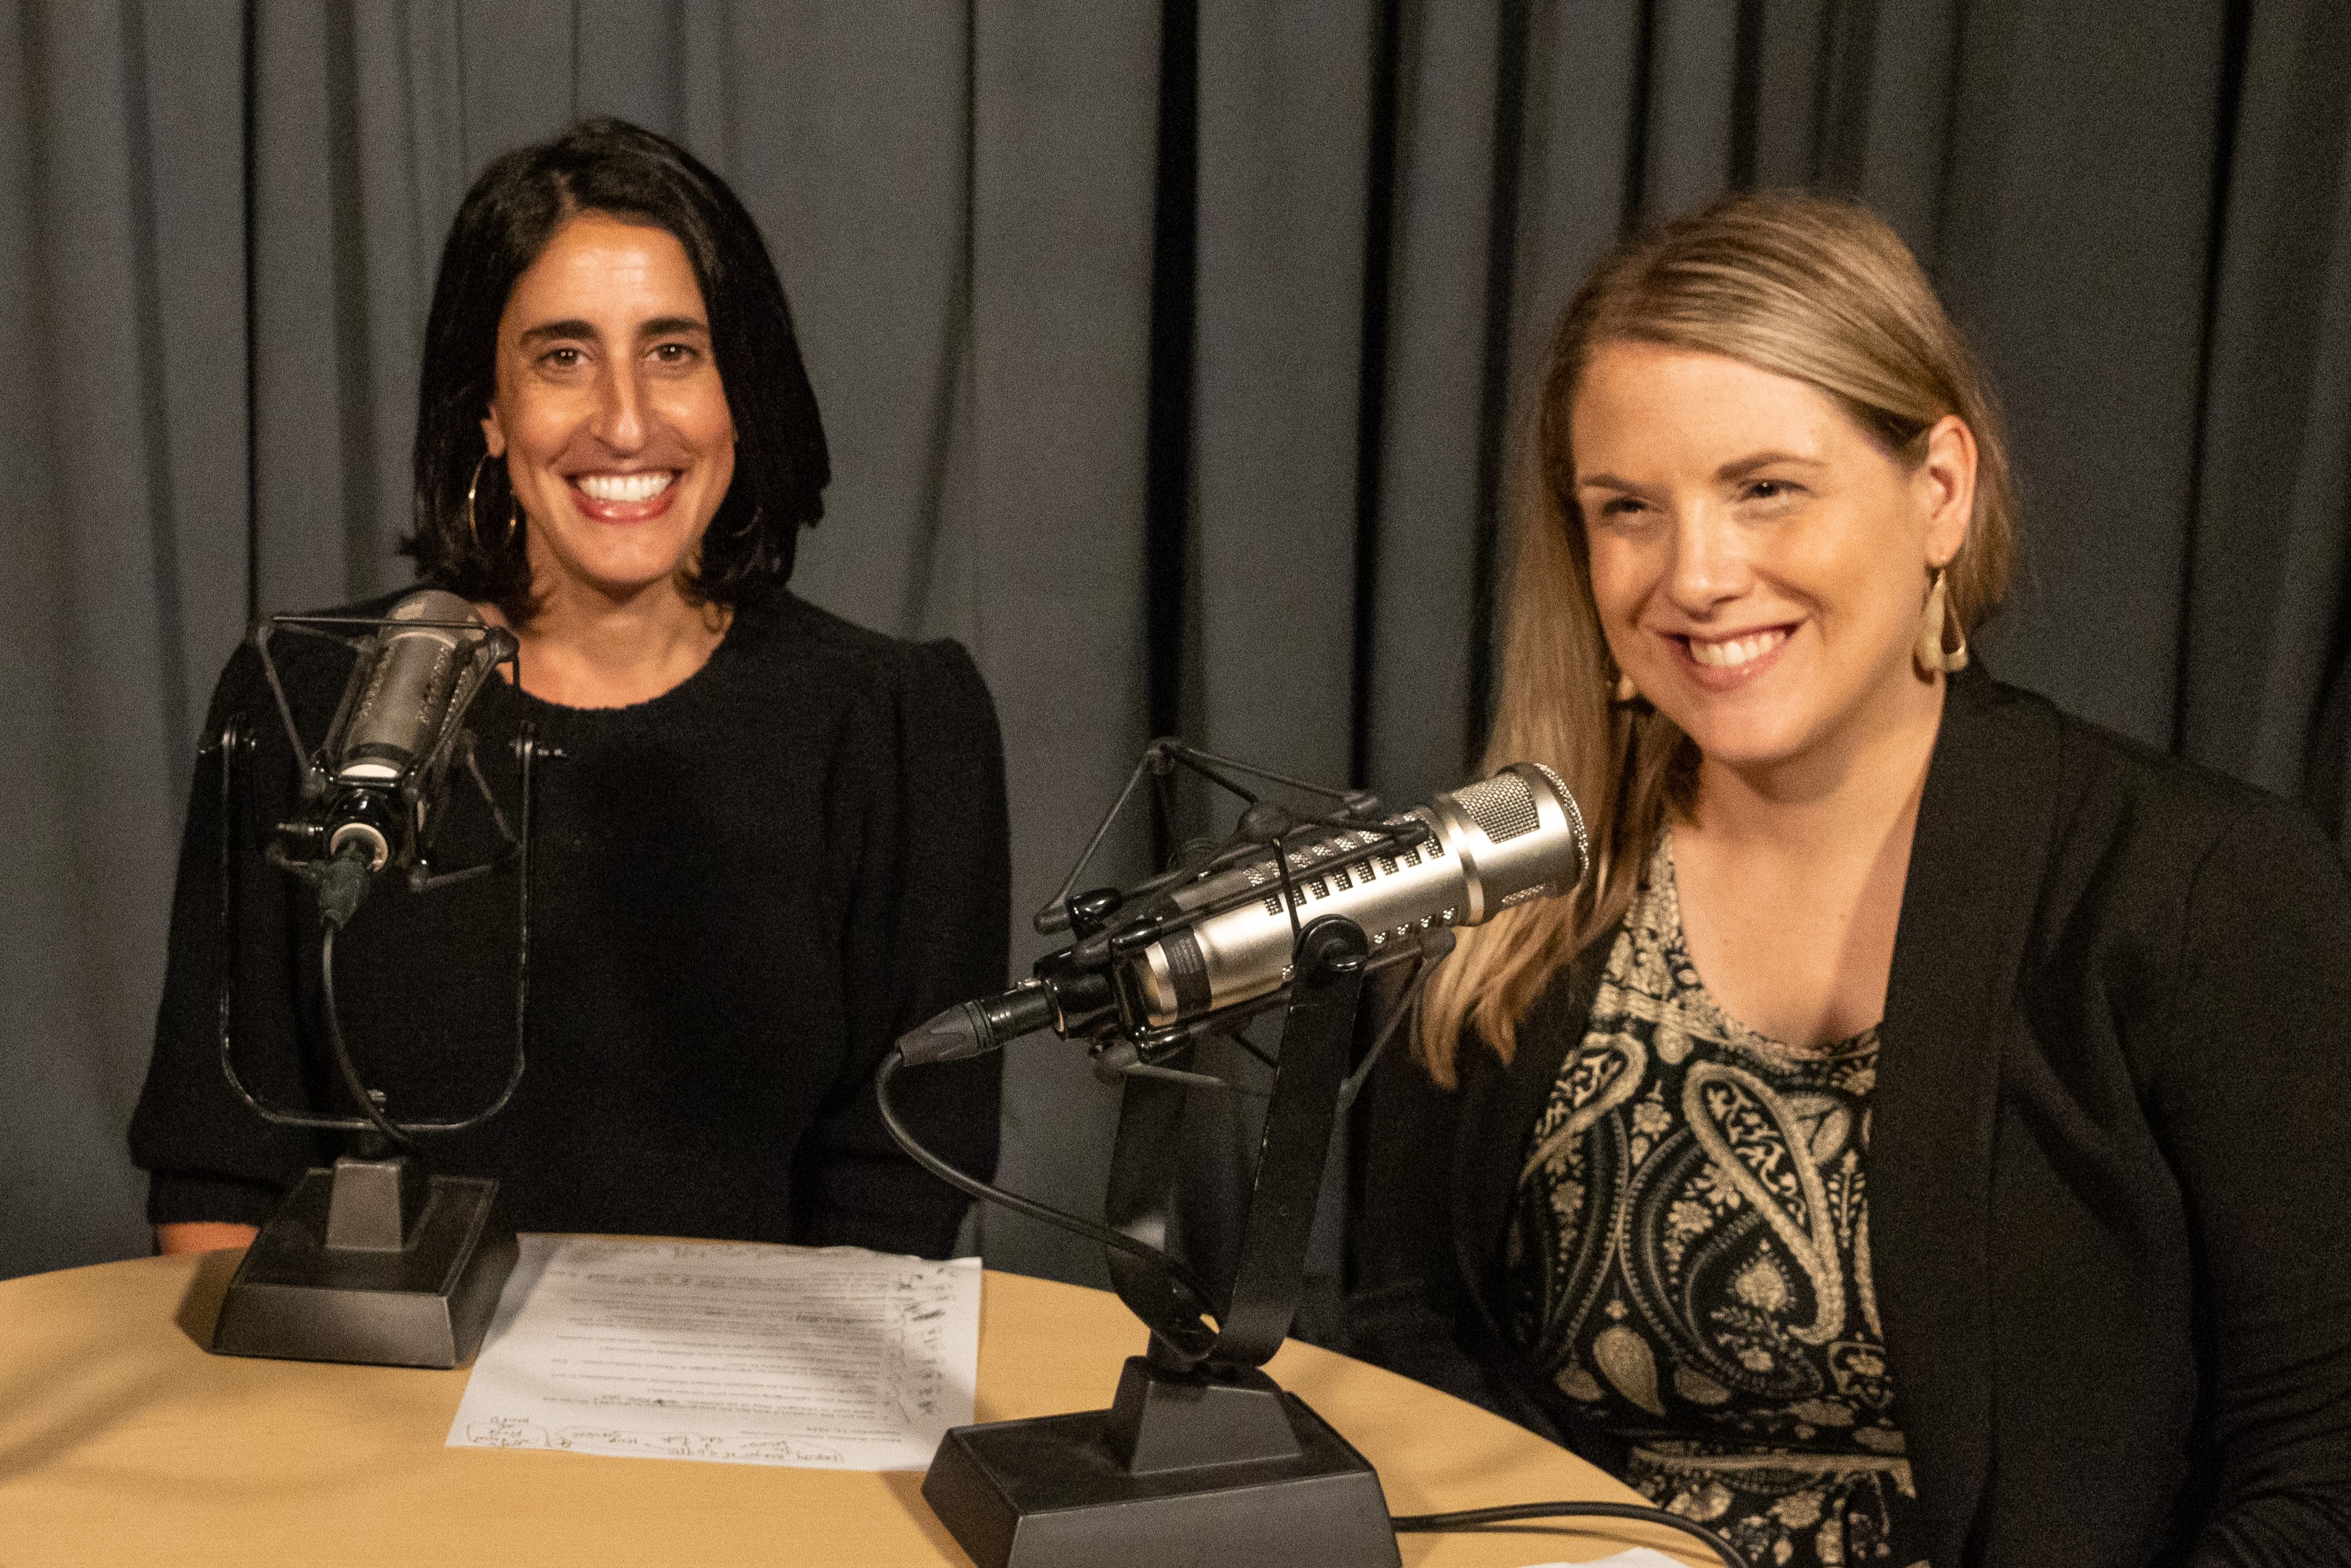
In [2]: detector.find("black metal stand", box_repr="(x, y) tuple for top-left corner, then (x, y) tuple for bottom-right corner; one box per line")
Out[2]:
(211, 1162), (516, 1368)
(920, 916), (1400, 1568)
(923, 1359), (1392, 1568)
(202, 625), (542, 1369)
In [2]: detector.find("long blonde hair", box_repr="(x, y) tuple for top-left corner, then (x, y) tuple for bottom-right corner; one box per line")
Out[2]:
(1415, 191), (2018, 1085)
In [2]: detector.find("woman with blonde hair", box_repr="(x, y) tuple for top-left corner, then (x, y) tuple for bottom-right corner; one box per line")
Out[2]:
(1350, 193), (2351, 1567)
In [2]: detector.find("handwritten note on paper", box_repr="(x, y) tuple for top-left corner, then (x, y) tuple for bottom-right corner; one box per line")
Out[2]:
(446, 1236), (981, 1471)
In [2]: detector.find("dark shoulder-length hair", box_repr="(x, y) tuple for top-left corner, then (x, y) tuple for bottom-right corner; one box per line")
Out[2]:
(402, 116), (829, 623)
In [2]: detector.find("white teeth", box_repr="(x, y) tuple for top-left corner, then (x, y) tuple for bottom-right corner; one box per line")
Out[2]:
(1686, 629), (1787, 668)
(575, 471), (675, 503)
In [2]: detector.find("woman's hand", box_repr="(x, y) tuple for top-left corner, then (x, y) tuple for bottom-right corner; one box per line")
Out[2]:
(156, 1222), (257, 1256)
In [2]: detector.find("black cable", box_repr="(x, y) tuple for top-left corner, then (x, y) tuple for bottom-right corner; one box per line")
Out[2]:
(1337, 930), (1448, 1114)
(875, 1051), (1219, 1315)
(319, 921), (416, 1150)
(1217, 1025), (1279, 1074)
(1393, 1500), (1747, 1568)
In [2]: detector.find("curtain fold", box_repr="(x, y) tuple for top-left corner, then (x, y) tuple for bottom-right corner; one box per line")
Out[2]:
(7, 0), (2345, 1282)
(2, 0), (234, 1274)
(1166, 0), (1379, 1301)
(959, 0), (1162, 1286)
(1362, 0), (1517, 812)
(2181, 0), (2351, 834)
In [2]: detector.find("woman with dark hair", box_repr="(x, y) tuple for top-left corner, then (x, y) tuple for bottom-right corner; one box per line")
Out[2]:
(1350, 193), (2351, 1566)
(405, 116), (829, 648)
(131, 118), (1006, 1260)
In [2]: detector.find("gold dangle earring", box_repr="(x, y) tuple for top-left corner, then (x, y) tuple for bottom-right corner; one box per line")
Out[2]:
(1915, 567), (1969, 674)
(467, 453), (519, 551)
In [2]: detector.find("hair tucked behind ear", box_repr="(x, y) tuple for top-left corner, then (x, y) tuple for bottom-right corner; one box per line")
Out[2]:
(1413, 191), (2018, 1086)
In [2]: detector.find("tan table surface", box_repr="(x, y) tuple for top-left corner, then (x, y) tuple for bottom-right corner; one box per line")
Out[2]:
(0, 1249), (1704, 1567)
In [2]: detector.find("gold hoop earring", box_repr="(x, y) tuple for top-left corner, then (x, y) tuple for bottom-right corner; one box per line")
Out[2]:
(1915, 567), (1969, 675)
(467, 453), (519, 551)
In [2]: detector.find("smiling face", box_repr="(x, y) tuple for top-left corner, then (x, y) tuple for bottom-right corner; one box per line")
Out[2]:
(1572, 340), (1974, 781)
(481, 210), (735, 610)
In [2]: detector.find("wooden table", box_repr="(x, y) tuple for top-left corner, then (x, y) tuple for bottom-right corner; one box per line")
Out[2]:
(0, 1250), (1704, 1566)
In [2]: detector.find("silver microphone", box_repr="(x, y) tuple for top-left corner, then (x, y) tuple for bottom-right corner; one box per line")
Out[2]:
(336, 590), (489, 786)
(1128, 762), (1587, 1028)
(317, 589), (500, 871)
(897, 763), (1589, 1063)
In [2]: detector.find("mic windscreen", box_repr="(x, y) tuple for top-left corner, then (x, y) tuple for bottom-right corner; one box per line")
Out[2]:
(337, 590), (488, 784)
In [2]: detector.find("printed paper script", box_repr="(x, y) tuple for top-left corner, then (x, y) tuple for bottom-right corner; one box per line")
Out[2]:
(446, 1235), (980, 1471)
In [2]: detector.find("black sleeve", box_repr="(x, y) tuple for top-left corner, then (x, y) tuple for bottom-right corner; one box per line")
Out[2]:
(2153, 800), (2351, 1563)
(1346, 1036), (1534, 1418)
(128, 642), (332, 1227)
(792, 638), (1009, 1258)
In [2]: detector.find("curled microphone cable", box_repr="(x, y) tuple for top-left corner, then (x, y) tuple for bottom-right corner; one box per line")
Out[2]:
(1393, 1500), (1747, 1567)
(874, 1051), (1219, 1317)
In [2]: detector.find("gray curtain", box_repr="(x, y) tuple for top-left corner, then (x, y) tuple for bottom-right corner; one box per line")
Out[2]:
(6, 0), (2345, 1285)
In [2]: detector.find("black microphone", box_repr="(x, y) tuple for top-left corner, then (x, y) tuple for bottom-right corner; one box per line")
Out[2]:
(898, 763), (1589, 1064)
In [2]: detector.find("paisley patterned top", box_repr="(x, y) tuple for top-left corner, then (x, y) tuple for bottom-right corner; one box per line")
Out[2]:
(1506, 835), (1920, 1568)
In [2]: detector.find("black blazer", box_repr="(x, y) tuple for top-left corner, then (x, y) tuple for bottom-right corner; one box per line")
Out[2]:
(1350, 666), (2351, 1566)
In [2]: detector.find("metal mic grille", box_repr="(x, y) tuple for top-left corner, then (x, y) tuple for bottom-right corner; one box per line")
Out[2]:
(1450, 770), (1541, 843)
(1128, 761), (1587, 1029)
(1237, 827), (1432, 918)
(337, 589), (486, 784)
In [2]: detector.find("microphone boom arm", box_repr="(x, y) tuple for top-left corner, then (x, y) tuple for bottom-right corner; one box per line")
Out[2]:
(211, 612), (543, 1141)
(1102, 913), (1369, 1373)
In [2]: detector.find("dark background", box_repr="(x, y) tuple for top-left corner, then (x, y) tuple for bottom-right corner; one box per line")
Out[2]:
(5, 0), (2346, 1285)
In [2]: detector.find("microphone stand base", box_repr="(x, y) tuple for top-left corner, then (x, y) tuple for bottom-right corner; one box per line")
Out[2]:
(921, 1358), (1400, 1568)
(210, 1166), (515, 1368)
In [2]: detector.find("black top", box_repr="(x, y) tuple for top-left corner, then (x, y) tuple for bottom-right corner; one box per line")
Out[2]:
(1509, 832), (1909, 1566)
(130, 587), (1008, 1259)
(1350, 665), (2351, 1568)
